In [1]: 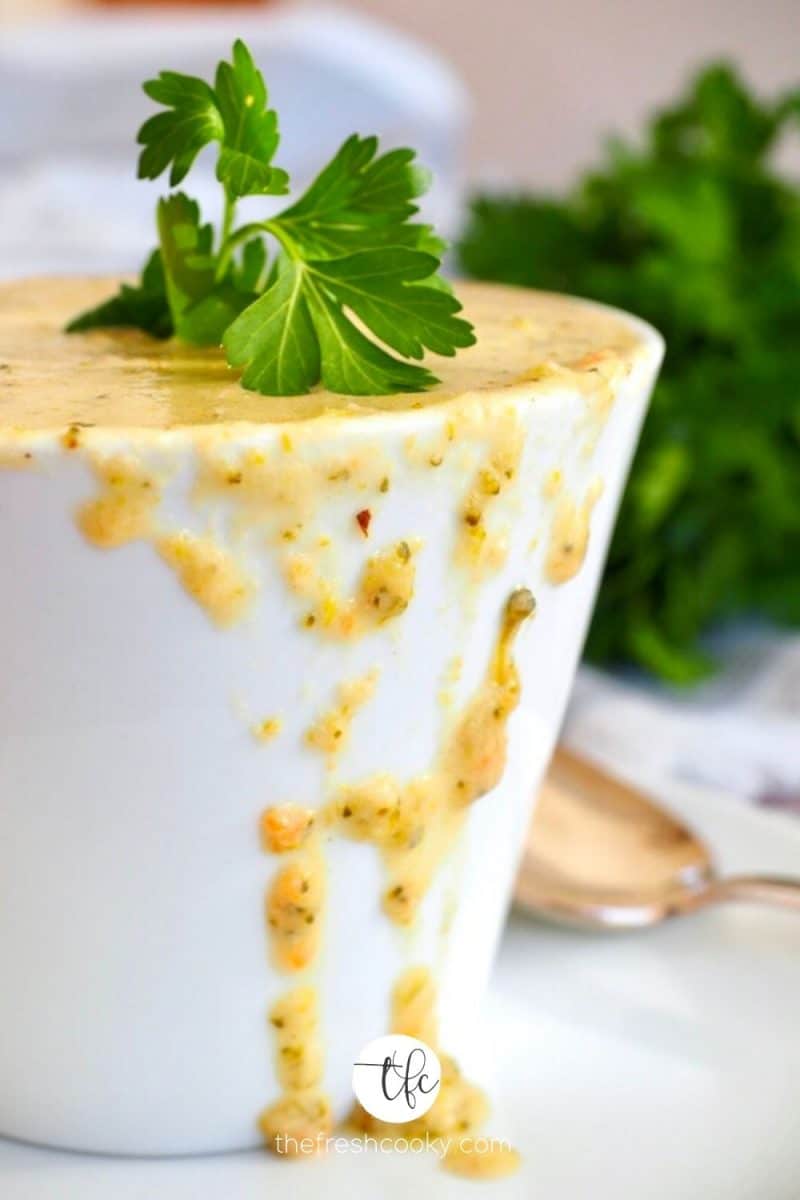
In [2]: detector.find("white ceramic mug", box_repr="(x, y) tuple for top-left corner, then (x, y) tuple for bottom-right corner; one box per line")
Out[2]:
(0, 290), (662, 1154)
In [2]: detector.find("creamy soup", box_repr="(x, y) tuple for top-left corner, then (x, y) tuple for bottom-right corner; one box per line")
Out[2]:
(0, 277), (645, 430)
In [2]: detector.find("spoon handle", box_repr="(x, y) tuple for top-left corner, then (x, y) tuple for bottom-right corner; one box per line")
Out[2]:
(709, 874), (800, 912)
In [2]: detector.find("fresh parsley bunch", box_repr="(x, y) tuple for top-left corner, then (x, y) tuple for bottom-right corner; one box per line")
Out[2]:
(68, 40), (475, 396)
(460, 64), (800, 683)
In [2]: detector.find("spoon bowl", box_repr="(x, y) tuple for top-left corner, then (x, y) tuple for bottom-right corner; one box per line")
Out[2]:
(515, 746), (800, 930)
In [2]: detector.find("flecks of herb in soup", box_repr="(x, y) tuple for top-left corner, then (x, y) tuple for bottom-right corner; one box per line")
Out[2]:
(259, 986), (332, 1153)
(456, 410), (524, 578)
(285, 540), (419, 638)
(266, 846), (326, 972)
(329, 588), (535, 924)
(544, 480), (603, 585)
(305, 669), (380, 762)
(252, 716), (282, 744)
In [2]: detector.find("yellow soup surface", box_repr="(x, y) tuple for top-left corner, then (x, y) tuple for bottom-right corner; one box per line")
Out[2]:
(0, 277), (647, 430)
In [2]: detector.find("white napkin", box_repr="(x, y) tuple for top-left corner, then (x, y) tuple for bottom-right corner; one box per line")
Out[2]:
(566, 632), (800, 817)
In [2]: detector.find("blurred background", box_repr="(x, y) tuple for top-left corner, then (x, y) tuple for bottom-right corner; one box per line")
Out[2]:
(2, 0), (799, 187)
(1, 0), (799, 813)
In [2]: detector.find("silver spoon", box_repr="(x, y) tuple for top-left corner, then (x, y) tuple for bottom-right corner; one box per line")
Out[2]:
(514, 745), (800, 929)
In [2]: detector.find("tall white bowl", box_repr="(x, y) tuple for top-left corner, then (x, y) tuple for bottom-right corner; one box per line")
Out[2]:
(0, 281), (663, 1154)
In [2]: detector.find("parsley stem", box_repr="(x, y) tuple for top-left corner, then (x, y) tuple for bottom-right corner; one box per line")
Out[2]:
(264, 220), (298, 259)
(215, 220), (265, 282)
(214, 194), (238, 281)
(221, 195), (236, 247)
(215, 218), (297, 283)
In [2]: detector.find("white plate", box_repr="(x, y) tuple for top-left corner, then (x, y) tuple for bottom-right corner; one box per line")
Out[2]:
(2, 779), (799, 1199)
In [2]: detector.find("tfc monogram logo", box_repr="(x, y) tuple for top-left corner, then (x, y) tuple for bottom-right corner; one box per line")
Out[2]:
(352, 1035), (441, 1123)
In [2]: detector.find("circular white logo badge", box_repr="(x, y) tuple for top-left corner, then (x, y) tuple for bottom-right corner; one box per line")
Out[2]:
(352, 1034), (441, 1123)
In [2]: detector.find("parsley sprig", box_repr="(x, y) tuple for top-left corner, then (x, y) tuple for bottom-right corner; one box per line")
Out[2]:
(68, 40), (474, 396)
(460, 63), (800, 682)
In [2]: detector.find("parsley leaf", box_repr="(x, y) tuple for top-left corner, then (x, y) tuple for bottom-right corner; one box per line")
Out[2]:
(305, 279), (439, 394)
(214, 39), (289, 200)
(221, 250), (455, 396)
(225, 247), (472, 395)
(65, 249), (172, 338)
(274, 134), (442, 258)
(222, 136), (474, 394)
(157, 193), (254, 345)
(157, 193), (216, 323)
(307, 248), (473, 359)
(138, 39), (287, 200)
(138, 73), (222, 187)
(460, 61), (800, 683)
(234, 238), (269, 293)
(222, 256), (319, 395)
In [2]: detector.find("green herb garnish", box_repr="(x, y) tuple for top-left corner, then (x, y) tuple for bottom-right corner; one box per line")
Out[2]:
(460, 63), (800, 683)
(68, 39), (475, 396)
